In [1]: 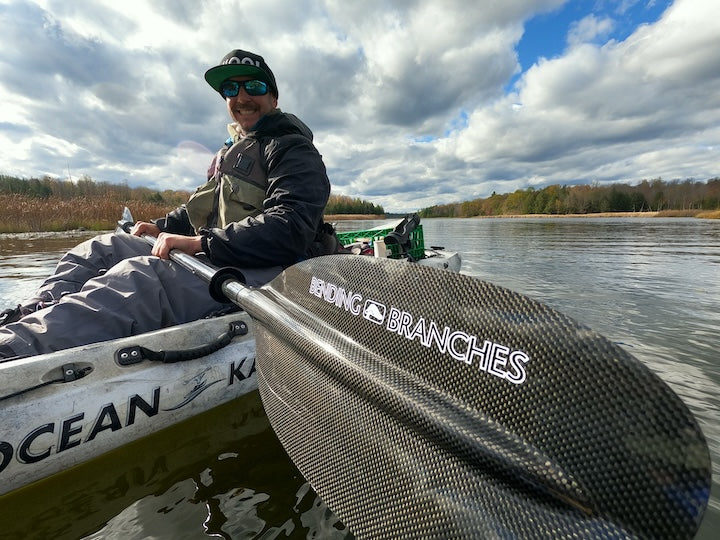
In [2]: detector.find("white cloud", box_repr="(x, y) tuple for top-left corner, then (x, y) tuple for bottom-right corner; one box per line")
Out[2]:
(0, 0), (718, 212)
(440, 0), (720, 202)
(567, 14), (615, 47)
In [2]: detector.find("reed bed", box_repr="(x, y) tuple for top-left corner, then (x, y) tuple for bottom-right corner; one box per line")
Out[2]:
(0, 194), (179, 233)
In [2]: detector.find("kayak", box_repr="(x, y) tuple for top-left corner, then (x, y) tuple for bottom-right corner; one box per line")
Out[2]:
(0, 216), (461, 496)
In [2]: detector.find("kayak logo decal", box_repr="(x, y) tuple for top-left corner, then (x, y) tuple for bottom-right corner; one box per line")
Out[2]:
(309, 276), (530, 385)
(163, 368), (222, 411)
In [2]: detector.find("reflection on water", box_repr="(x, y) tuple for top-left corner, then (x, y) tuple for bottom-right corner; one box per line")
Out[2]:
(0, 392), (351, 540)
(0, 231), (98, 305)
(1, 218), (719, 538)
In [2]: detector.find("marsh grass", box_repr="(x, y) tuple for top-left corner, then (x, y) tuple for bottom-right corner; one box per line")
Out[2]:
(656, 209), (720, 219)
(0, 194), (179, 233)
(655, 209), (703, 217)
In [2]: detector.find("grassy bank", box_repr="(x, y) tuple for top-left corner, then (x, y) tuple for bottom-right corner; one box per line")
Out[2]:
(1, 193), (718, 234)
(0, 194), (178, 233)
(0, 194), (387, 234)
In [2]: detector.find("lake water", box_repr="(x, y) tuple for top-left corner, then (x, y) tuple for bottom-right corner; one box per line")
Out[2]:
(0, 217), (718, 539)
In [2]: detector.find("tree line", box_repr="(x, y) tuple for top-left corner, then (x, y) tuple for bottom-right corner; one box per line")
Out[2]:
(0, 173), (190, 207)
(324, 194), (385, 215)
(419, 178), (720, 218)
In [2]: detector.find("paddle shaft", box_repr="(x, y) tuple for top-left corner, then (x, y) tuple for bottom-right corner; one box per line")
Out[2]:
(116, 205), (283, 321)
(134, 233), (282, 325)
(139, 234), (217, 282)
(117, 210), (219, 288)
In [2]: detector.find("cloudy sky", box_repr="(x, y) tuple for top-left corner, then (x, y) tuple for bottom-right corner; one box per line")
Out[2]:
(1, 0), (718, 212)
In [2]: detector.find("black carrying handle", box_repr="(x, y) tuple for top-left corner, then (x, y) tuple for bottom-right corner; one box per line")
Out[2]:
(115, 320), (248, 365)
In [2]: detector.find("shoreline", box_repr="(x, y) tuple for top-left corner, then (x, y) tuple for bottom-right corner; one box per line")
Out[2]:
(474, 210), (720, 219)
(327, 210), (720, 221)
(324, 214), (386, 221)
(2, 211), (718, 237)
(475, 211), (660, 219)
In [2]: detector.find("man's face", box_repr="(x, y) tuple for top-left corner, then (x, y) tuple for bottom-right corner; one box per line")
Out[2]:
(225, 76), (278, 132)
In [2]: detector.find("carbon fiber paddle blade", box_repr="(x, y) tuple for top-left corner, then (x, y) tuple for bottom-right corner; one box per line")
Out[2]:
(254, 255), (710, 539)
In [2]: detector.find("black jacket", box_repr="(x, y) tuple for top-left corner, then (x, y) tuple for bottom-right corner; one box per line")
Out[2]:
(156, 111), (330, 268)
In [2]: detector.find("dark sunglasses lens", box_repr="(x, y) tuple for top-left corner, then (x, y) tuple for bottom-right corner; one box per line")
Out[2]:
(220, 80), (268, 97)
(220, 81), (239, 98)
(244, 80), (268, 96)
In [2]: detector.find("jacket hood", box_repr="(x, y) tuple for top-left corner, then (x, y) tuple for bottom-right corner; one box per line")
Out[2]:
(257, 109), (314, 140)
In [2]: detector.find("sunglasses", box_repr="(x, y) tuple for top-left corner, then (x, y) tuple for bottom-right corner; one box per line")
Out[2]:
(219, 79), (269, 98)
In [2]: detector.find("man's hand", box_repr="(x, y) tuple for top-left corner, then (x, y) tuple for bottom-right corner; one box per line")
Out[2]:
(130, 221), (161, 237)
(152, 233), (203, 259)
(130, 222), (203, 259)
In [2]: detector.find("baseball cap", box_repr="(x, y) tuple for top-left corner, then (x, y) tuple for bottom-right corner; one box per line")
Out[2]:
(204, 49), (278, 97)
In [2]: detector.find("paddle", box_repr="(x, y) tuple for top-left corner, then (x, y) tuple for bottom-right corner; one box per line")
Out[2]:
(251, 256), (710, 539)
(119, 212), (710, 539)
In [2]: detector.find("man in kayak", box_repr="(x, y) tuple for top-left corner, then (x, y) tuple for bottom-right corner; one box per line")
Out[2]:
(0, 49), (335, 359)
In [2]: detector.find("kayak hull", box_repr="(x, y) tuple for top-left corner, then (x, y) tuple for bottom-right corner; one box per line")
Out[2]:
(0, 312), (257, 496)
(419, 249), (462, 272)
